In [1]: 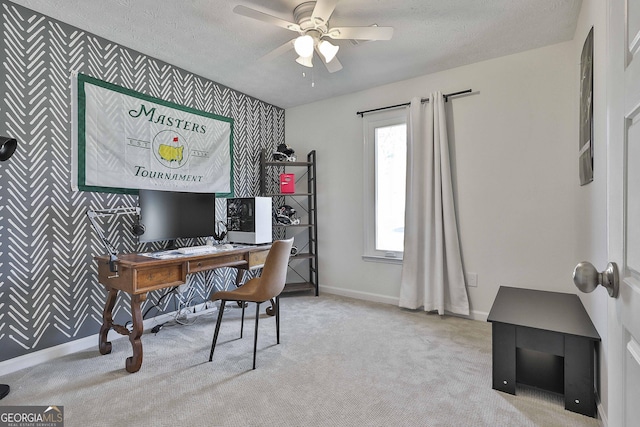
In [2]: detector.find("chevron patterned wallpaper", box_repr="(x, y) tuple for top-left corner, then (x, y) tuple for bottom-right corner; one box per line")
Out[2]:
(0, 1), (285, 362)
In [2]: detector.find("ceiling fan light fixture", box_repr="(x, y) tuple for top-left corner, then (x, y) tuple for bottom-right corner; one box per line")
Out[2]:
(294, 35), (314, 58)
(233, 1), (393, 73)
(296, 55), (313, 68)
(318, 40), (339, 63)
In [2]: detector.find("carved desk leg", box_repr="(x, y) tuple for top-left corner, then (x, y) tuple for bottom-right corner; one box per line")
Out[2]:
(235, 269), (248, 308)
(235, 269), (245, 288)
(99, 288), (119, 355)
(266, 298), (276, 316)
(125, 293), (146, 373)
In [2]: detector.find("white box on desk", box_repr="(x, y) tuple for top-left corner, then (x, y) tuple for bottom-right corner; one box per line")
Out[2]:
(226, 197), (272, 244)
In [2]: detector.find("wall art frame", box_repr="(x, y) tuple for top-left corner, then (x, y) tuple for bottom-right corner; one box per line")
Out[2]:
(579, 27), (594, 186)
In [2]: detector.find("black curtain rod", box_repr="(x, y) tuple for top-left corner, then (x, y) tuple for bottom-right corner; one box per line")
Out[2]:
(356, 89), (472, 117)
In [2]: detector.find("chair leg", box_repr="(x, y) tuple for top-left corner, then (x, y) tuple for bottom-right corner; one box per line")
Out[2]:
(209, 300), (226, 362)
(276, 296), (280, 344)
(240, 300), (245, 339)
(253, 302), (260, 370)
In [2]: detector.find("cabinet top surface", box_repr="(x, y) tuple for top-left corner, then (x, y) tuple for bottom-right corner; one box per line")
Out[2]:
(487, 286), (600, 340)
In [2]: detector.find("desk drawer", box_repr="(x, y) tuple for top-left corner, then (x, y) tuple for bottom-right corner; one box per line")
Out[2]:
(247, 249), (270, 269)
(134, 264), (186, 293)
(189, 253), (246, 273)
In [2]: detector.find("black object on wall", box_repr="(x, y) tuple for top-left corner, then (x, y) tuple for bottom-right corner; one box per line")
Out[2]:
(0, 136), (16, 161)
(0, 135), (17, 400)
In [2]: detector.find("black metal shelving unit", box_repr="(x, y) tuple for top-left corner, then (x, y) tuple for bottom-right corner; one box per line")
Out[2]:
(260, 149), (318, 296)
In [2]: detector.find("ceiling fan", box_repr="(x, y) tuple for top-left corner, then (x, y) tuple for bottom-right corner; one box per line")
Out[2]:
(233, 0), (394, 73)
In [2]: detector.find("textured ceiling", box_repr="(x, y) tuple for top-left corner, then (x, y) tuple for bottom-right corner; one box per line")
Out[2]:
(8, 0), (582, 109)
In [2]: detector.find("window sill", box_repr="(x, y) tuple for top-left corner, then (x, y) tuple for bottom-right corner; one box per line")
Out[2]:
(362, 255), (403, 265)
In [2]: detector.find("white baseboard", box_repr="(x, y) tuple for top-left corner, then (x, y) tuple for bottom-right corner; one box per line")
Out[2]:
(0, 332), (101, 377)
(597, 400), (607, 426)
(0, 302), (218, 377)
(319, 284), (400, 305)
(468, 310), (489, 322)
(319, 285), (489, 321)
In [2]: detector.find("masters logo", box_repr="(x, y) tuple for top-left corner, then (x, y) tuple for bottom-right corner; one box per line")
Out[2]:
(152, 130), (189, 169)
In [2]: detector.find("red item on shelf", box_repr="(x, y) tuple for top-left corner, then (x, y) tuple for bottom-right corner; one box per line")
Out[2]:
(280, 173), (295, 193)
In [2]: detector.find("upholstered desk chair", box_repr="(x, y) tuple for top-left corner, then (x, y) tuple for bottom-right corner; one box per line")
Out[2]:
(208, 238), (294, 369)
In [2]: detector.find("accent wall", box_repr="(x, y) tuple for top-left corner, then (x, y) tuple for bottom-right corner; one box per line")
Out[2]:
(0, 1), (284, 363)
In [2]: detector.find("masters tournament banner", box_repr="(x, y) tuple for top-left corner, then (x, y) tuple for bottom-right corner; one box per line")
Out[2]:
(72, 73), (233, 195)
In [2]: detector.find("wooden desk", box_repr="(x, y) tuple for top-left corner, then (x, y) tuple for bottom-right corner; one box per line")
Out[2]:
(487, 286), (600, 417)
(95, 245), (271, 373)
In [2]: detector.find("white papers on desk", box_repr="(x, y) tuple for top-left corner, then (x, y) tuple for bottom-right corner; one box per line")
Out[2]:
(139, 244), (251, 259)
(139, 251), (185, 260)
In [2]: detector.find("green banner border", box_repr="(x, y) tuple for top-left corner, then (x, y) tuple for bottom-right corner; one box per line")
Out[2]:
(76, 73), (234, 197)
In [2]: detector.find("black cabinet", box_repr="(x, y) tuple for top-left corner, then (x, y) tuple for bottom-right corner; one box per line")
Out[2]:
(260, 149), (318, 295)
(487, 286), (600, 418)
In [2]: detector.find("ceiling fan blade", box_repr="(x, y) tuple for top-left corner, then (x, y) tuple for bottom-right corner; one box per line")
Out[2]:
(327, 26), (394, 41)
(233, 5), (301, 32)
(323, 55), (343, 73)
(315, 45), (343, 73)
(312, 0), (338, 25)
(259, 39), (295, 62)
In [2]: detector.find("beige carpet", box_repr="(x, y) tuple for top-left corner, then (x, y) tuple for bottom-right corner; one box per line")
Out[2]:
(1, 294), (601, 426)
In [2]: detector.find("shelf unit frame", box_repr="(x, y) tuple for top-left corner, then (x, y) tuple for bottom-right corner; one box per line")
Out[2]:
(260, 149), (318, 295)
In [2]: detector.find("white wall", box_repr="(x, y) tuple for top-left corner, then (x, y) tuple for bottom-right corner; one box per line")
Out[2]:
(286, 41), (578, 318)
(286, 2), (614, 420)
(572, 0), (610, 419)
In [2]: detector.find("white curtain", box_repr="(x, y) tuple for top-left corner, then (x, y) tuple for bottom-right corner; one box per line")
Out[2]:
(399, 92), (470, 316)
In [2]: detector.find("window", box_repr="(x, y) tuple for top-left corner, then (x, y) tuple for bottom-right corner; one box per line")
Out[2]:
(363, 110), (407, 262)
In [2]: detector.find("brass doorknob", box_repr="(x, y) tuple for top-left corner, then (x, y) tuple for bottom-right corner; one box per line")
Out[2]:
(573, 261), (619, 298)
